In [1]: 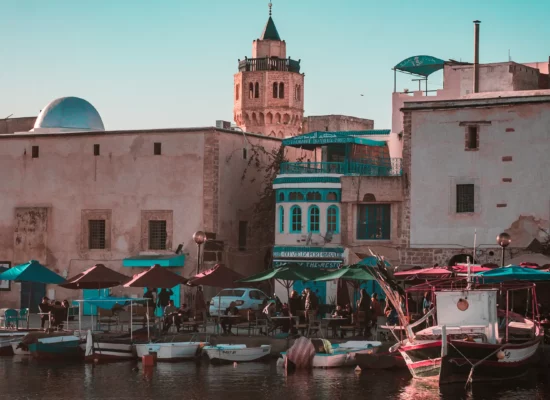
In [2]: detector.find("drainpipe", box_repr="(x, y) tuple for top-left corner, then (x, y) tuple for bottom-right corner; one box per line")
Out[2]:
(473, 20), (481, 93)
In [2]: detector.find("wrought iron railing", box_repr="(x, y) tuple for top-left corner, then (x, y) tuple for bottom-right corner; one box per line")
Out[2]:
(238, 57), (301, 73)
(279, 158), (403, 176)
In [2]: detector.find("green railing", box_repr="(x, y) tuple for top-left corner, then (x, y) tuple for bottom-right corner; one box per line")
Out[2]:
(280, 158), (402, 176)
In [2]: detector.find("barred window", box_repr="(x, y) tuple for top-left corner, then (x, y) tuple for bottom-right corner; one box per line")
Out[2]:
(456, 184), (475, 213)
(88, 220), (106, 249)
(148, 220), (167, 250)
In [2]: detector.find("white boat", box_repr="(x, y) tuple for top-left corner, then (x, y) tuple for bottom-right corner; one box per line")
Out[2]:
(83, 331), (135, 363)
(135, 341), (207, 362)
(0, 333), (28, 356)
(203, 344), (271, 364)
(334, 340), (381, 366)
(11, 342), (30, 355)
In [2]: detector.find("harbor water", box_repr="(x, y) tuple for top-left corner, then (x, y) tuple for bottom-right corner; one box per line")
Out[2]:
(1, 357), (549, 400)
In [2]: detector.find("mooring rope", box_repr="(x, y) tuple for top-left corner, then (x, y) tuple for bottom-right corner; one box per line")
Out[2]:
(448, 341), (506, 389)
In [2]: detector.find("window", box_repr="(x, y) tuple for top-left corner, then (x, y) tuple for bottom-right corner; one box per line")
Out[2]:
(357, 204), (391, 240)
(88, 220), (106, 249)
(273, 82), (278, 98)
(466, 126), (478, 150)
(249, 83), (254, 99)
(278, 192), (285, 202)
(93, 144), (100, 156)
(243, 148), (247, 159)
(327, 192), (338, 201)
(279, 206), (285, 233)
(306, 192), (322, 201)
(308, 206), (320, 233)
(238, 221), (248, 251)
(148, 220), (167, 250)
(31, 146), (39, 158)
(154, 142), (162, 155)
(255, 82), (260, 98)
(279, 82), (285, 99)
(289, 192), (304, 201)
(456, 184), (475, 213)
(327, 206), (339, 233)
(290, 206), (302, 233)
(235, 84), (240, 100)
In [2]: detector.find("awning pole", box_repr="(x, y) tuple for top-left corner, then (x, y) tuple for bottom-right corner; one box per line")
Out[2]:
(130, 300), (133, 341)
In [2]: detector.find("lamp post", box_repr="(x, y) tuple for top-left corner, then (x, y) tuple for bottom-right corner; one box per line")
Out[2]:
(496, 232), (511, 267)
(193, 231), (207, 275)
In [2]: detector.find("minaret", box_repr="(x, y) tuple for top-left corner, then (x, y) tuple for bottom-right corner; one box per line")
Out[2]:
(233, 2), (304, 138)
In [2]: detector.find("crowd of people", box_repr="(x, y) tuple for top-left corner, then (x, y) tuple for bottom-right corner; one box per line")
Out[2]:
(38, 297), (70, 331)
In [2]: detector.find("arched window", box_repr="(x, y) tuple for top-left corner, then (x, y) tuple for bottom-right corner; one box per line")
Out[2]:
(273, 82), (278, 98)
(297, 85), (301, 101)
(279, 82), (285, 99)
(306, 191), (322, 201)
(278, 192), (285, 202)
(290, 206), (302, 233)
(249, 83), (254, 99)
(236, 84), (240, 100)
(308, 206), (320, 233)
(327, 192), (338, 201)
(327, 205), (339, 233)
(255, 82), (260, 98)
(289, 192), (304, 201)
(279, 206), (285, 233)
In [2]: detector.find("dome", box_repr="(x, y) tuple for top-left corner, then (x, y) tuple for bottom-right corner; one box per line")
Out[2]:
(32, 97), (105, 133)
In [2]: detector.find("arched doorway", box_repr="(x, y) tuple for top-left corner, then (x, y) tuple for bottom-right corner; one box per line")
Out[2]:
(448, 253), (475, 266)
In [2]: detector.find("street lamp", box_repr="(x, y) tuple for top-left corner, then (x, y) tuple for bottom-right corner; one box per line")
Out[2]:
(496, 232), (511, 267)
(193, 231), (207, 275)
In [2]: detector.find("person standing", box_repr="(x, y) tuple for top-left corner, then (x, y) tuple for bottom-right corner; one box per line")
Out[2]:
(157, 288), (173, 310)
(371, 293), (383, 329)
(38, 297), (51, 330)
(194, 286), (207, 326)
(305, 288), (319, 321)
(358, 289), (372, 338)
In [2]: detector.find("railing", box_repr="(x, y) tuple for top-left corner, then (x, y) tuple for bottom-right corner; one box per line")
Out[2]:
(238, 57), (301, 73)
(279, 158), (403, 176)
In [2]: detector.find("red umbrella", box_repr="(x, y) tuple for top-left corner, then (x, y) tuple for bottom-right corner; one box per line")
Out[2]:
(59, 264), (131, 289)
(187, 264), (245, 288)
(123, 264), (188, 288)
(394, 267), (452, 280)
(452, 265), (492, 274)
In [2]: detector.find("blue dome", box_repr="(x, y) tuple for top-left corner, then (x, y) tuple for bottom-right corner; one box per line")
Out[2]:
(33, 97), (105, 132)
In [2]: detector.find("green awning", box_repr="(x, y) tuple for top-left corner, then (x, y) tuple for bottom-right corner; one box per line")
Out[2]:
(273, 260), (343, 269)
(282, 131), (388, 150)
(394, 55), (446, 77)
(122, 254), (185, 268)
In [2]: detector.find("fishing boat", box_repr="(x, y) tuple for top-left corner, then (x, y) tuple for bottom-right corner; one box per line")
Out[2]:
(83, 331), (135, 363)
(203, 344), (271, 364)
(0, 333), (27, 356)
(28, 335), (83, 361)
(354, 342), (406, 369)
(364, 257), (543, 385)
(135, 338), (208, 362)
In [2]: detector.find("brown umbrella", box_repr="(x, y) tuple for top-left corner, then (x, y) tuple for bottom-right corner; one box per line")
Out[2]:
(187, 264), (245, 288)
(123, 264), (188, 288)
(58, 264), (131, 289)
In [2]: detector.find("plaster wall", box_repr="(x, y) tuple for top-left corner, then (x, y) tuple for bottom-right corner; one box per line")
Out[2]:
(252, 40), (286, 59)
(409, 102), (550, 249)
(302, 115), (374, 134)
(0, 117), (36, 134)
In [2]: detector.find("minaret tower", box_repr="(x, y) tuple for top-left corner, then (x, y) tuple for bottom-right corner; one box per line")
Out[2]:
(233, 2), (304, 137)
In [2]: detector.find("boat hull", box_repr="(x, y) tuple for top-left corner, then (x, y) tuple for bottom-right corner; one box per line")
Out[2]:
(84, 342), (135, 363)
(0, 341), (14, 356)
(11, 343), (30, 355)
(355, 352), (406, 369)
(135, 342), (204, 362)
(399, 337), (542, 383)
(28, 340), (83, 361)
(204, 345), (271, 364)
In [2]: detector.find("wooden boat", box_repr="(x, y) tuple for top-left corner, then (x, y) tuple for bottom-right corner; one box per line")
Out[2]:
(0, 333), (28, 356)
(355, 345), (406, 369)
(203, 344), (271, 364)
(135, 341), (207, 362)
(83, 331), (135, 363)
(28, 335), (83, 361)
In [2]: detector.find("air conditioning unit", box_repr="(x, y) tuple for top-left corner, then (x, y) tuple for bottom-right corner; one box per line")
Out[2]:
(216, 120), (231, 130)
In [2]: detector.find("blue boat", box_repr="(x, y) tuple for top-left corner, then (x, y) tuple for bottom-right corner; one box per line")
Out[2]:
(28, 335), (83, 361)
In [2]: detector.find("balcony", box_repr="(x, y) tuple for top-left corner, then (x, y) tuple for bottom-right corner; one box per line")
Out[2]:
(279, 158), (403, 176)
(238, 57), (301, 73)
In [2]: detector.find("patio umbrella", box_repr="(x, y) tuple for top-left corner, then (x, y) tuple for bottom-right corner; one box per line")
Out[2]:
(0, 260), (65, 284)
(357, 256), (392, 268)
(312, 265), (376, 306)
(393, 267), (452, 280)
(237, 263), (324, 301)
(452, 265), (492, 274)
(187, 264), (245, 288)
(58, 264), (131, 289)
(123, 264), (188, 289)
(476, 265), (550, 283)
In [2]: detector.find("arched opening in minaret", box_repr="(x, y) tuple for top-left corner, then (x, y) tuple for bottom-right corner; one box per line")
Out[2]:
(252, 112), (258, 124)
(279, 83), (285, 99)
(275, 113), (281, 124)
(266, 112), (273, 124)
(283, 114), (290, 124)
(259, 112), (265, 124)
(273, 82), (278, 98)
(249, 83), (254, 99)
(236, 84), (240, 101)
(255, 82), (260, 98)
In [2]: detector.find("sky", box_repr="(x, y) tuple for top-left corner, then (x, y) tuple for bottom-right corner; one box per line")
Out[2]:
(2, 0), (550, 131)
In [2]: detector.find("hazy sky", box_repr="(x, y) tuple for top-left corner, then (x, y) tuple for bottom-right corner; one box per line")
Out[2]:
(2, 0), (549, 131)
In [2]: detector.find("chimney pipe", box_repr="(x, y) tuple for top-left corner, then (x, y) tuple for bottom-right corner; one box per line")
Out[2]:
(473, 20), (481, 94)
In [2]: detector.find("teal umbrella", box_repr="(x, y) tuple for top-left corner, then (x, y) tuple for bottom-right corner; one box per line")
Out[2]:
(476, 265), (550, 283)
(358, 256), (391, 268)
(312, 265), (376, 282)
(0, 260), (65, 284)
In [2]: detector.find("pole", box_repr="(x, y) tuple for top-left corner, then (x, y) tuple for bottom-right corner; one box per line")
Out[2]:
(473, 21), (481, 93)
(501, 246), (505, 267)
(130, 300), (133, 341)
(393, 69), (396, 93)
(196, 243), (202, 275)
(505, 290), (509, 342)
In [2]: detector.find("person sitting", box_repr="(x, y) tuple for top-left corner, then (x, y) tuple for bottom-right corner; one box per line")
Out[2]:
(38, 297), (51, 330)
(162, 300), (181, 333)
(220, 301), (239, 335)
(329, 305), (348, 338)
(50, 301), (66, 331)
(179, 303), (191, 321)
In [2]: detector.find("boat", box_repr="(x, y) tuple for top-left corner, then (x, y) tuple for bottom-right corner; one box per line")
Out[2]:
(203, 344), (271, 364)
(28, 335), (83, 361)
(83, 330), (135, 363)
(355, 342), (406, 369)
(364, 258), (543, 385)
(0, 333), (28, 356)
(135, 340), (208, 362)
(11, 342), (30, 355)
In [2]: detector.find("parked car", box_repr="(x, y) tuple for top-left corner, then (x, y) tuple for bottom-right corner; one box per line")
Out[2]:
(209, 288), (269, 316)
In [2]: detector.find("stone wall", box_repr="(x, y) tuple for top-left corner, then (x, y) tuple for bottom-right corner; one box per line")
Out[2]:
(0, 117), (36, 134)
(302, 115), (374, 134)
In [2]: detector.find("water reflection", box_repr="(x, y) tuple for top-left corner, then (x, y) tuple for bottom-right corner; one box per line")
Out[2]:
(0, 358), (548, 400)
